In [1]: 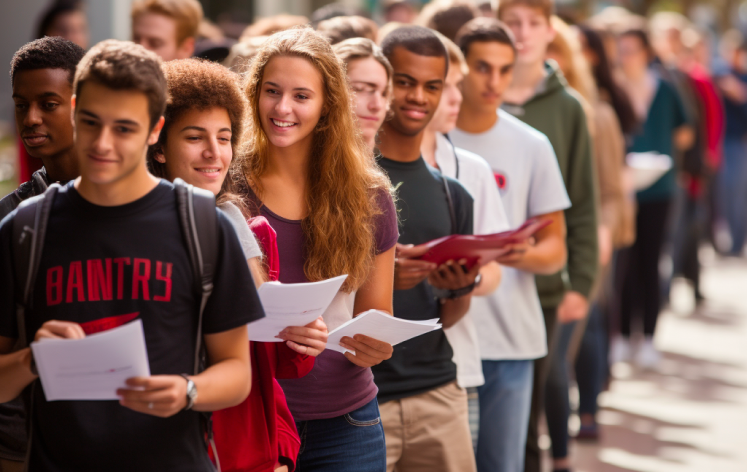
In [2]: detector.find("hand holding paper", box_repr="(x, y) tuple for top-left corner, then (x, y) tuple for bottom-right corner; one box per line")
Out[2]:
(31, 319), (150, 401)
(248, 275), (346, 342)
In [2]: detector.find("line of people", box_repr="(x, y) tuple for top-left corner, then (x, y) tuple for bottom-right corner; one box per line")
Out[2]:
(0, 0), (731, 471)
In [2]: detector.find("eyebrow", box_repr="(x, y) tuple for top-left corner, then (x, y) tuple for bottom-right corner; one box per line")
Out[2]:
(350, 81), (383, 89)
(393, 73), (444, 85)
(79, 109), (140, 127)
(180, 125), (232, 133)
(264, 81), (316, 93)
(12, 91), (64, 100)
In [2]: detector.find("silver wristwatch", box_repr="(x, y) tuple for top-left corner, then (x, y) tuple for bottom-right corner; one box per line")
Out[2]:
(180, 374), (197, 410)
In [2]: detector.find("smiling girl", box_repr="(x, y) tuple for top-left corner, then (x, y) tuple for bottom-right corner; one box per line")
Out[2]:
(237, 28), (398, 470)
(147, 58), (328, 472)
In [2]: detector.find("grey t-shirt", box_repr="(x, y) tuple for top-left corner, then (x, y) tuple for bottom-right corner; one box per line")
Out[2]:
(219, 202), (263, 260)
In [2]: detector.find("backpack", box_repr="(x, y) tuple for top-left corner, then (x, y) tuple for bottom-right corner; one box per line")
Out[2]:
(11, 178), (222, 471)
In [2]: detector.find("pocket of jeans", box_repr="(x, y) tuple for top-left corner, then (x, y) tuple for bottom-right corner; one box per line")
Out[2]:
(343, 401), (382, 427)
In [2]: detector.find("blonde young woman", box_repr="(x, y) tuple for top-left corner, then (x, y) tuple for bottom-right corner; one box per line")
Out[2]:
(236, 27), (398, 470)
(333, 37), (392, 152)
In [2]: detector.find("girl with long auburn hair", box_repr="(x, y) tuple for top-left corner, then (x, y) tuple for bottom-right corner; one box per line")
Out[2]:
(235, 27), (398, 470)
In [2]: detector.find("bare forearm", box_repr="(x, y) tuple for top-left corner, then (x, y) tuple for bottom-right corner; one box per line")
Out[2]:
(474, 262), (501, 296)
(439, 296), (471, 329)
(510, 239), (567, 275)
(191, 357), (251, 412)
(0, 348), (37, 403)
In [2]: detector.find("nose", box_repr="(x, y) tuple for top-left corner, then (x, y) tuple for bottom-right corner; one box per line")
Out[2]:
(203, 136), (220, 160)
(23, 103), (43, 128)
(407, 85), (426, 105)
(274, 93), (293, 115)
(92, 126), (113, 154)
(368, 93), (383, 113)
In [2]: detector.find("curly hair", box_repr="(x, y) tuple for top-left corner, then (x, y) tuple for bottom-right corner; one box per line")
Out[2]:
(147, 59), (247, 175)
(10, 36), (85, 87)
(74, 39), (166, 129)
(239, 26), (392, 292)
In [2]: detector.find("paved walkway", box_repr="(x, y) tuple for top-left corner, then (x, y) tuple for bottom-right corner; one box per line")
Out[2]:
(569, 250), (747, 471)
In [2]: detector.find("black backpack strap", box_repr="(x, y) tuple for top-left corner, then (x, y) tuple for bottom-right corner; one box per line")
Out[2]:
(12, 184), (60, 348)
(173, 178), (220, 471)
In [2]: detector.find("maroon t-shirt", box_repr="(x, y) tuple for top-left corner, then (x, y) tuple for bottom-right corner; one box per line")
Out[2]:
(245, 185), (398, 420)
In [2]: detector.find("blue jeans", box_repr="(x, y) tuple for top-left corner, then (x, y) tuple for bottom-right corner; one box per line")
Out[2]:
(575, 302), (606, 416)
(476, 359), (534, 472)
(295, 397), (386, 472)
(718, 137), (747, 253)
(545, 321), (577, 459)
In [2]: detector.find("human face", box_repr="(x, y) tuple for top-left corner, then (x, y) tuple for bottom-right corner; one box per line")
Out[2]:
(387, 47), (446, 137)
(46, 11), (89, 49)
(428, 65), (463, 134)
(258, 56), (325, 152)
(618, 34), (649, 78)
(73, 81), (162, 187)
(501, 6), (555, 66)
(13, 68), (75, 160)
(347, 57), (389, 148)
(132, 13), (193, 62)
(462, 41), (515, 114)
(157, 107), (233, 196)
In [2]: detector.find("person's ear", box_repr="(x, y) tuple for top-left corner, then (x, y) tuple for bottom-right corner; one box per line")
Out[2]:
(179, 37), (196, 59)
(148, 116), (165, 146)
(70, 95), (77, 126)
(153, 148), (166, 163)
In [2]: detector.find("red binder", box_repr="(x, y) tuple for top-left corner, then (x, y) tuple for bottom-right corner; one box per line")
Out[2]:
(415, 217), (552, 268)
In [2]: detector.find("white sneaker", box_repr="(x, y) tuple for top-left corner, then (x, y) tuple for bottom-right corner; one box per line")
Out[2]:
(610, 336), (632, 364)
(636, 337), (661, 369)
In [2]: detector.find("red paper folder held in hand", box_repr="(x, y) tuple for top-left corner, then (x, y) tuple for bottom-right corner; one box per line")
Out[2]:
(415, 217), (552, 268)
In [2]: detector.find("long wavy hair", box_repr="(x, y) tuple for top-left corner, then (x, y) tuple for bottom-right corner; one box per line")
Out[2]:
(237, 27), (393, 292)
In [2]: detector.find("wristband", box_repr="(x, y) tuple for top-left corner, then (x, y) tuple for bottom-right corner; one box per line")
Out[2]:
(432, 274), (481, 300)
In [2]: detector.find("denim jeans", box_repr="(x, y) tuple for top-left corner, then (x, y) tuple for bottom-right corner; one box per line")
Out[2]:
(575, 302), (606, 416)
(545, 321), (577, 459)
(717, 138), (747, 253)
(295, 397), (386, 472)
(476, 359), (534, 472)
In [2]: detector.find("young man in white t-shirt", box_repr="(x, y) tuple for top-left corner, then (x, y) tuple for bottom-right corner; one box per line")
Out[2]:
(450, 18), (569, 472)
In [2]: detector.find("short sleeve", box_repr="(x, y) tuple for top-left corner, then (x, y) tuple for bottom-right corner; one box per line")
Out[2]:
(528, 137), (572, 217)
(373, 187), (399, 254)
(219, 202), (263, 260)
(201, 210), (265, 334)
(0, 213), (18, 340)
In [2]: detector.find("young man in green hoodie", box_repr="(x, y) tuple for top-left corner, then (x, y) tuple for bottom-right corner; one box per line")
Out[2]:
(497, 1), (599, 471)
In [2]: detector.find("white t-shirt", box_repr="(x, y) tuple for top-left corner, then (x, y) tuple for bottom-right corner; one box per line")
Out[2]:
(219, 202), (263, 260)
(450, 110), (571, 360)
(433, 132), (510, 387)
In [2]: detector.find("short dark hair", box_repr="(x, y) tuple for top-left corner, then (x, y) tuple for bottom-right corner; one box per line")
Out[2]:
(317, 15), (378, 44)
(380, 25), (449, 73)
(620, 28), (653, 55)
(73, 39), (167, 129)
(417, 0), (478, 42)
(455, 17), (517, 59)
(10, 36), (85, 87)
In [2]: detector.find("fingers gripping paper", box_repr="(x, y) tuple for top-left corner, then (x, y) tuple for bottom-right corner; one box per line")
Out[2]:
(326, 310), (442, 354)
(248, 275), (348, 342)
(30, 319), (151, 401)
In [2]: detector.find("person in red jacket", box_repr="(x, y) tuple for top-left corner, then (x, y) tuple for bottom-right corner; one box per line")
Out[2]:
(146, 58), (328, 472)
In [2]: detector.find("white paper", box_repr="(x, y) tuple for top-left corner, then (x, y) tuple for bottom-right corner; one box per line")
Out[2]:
(626, 152), (672, 191)
(31, 319), (150, 401)
(248, 274), (348, 342)
(326, 310), (442, 354)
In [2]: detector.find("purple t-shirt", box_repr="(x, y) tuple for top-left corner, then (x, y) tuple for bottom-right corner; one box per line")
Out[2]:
(248, 186), (398, 420)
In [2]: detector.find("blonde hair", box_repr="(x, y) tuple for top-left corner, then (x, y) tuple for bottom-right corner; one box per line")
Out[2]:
(547, 16), (597, 107)
(131, 0), (203, 44)
(239, 27), (392, 292)
(434, 30), (468, 76)
(240, 14), (309, 40)
(498, 0), (553, 21)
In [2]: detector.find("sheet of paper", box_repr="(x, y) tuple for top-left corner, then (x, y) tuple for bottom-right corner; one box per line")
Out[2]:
(626, 152), (672, 191)
(248, 274), (348, 342)
(326, 310), (442, 354)
(31, 319), (150, 401)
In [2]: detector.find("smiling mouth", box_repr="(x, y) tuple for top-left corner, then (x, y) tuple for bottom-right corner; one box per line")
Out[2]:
(23, 134), (49, 146)
(195, 168), (221, 174)
(401, 108), (428, 119)
(271, 118), (297, 128)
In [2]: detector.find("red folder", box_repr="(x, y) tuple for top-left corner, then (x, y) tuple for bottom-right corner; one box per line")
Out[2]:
(415, 217), (552, 268)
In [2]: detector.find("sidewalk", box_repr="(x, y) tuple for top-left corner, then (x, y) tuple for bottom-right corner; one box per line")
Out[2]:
(571, 251), (747, 471)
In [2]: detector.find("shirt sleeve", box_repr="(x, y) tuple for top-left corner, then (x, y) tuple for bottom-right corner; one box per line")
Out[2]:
(528, 136), (572, 217)
(219, 202), (263, 260)
(201, 210), (265, 334)
(374, 187), (399, 254)
(0, 213), (18, 340)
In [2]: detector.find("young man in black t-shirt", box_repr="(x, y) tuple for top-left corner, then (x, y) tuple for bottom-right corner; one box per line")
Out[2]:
(0, 40), (262, 472)
(371, 26), (480, 472)
(0, 36), (86, 472)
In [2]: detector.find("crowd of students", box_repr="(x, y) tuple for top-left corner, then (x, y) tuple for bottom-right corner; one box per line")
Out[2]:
(0, 0), (739, 471)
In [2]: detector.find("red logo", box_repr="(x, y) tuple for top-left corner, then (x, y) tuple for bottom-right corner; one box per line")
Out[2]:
(494, 171), (508, 193)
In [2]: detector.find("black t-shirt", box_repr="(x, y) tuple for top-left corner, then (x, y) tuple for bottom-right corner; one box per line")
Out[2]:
(372, 157), (474, 403)
(0, 180), (264, 472)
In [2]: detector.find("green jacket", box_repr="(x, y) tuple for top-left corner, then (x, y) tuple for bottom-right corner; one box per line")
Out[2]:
(503, 62), (599, 309)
